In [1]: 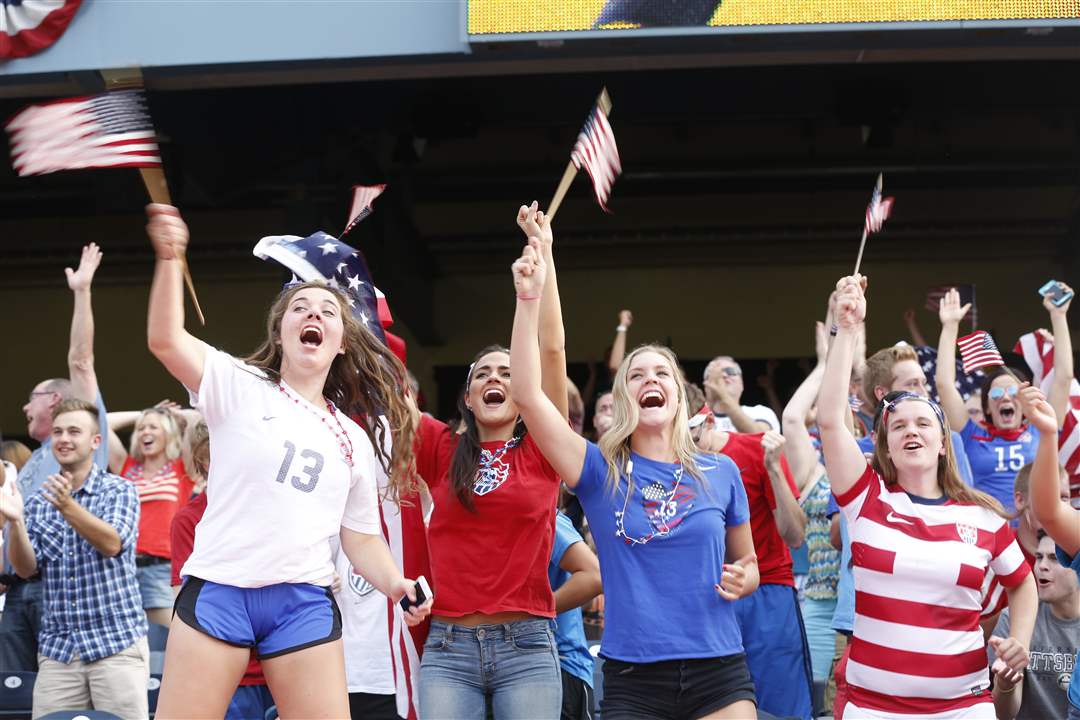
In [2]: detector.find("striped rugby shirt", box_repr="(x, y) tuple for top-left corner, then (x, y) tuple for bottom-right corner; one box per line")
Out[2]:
(836, 465), (1031, 717)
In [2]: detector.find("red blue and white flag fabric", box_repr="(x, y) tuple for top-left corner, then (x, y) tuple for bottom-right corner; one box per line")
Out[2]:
(864, 176), (895, 235)
(957, 330), (1004, 375)
(1, 0), (82, 59)
(342, 183), (387, 238)
(253, 231), (393, 345)
(6, 89), (161, 176)
(571, 103), (621, 211)
(1015, 330), (1080, 507)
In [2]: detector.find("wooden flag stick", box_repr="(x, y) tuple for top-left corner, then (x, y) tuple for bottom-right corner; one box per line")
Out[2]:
(546, 161), (578, 223)
(853, 173), (883, 275)
(139, 167), (206, 326)
(852, 228), (869, 276)
(546, 88), (614, 223)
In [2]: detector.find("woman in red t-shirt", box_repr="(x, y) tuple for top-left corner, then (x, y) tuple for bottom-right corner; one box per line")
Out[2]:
(108, 407), (193, 626)
(417, 204), (569, 719)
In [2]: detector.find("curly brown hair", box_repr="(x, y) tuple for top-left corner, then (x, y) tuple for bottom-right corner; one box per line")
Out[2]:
(245, 281), (418, 503)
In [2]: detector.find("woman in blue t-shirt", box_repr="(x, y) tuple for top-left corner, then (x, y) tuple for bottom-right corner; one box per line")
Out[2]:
(507, 237), (760, 719)
(1021, 386), (1080, 719)
(935, 288), (1073, 514)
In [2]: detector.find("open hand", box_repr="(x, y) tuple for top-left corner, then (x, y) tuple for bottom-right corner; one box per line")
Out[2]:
(0, 483), (24, 523)
(511, 237), (547, 299)
(834, 275), (867, 329)
(716, 552), (756, 600)
(704, 375), (736, 414)
(938, 287), (971, 326)
(1016, 384), (1057, 434)
(146, 204), (189, 260)
(42, 472), (74, 513)
(65, 243), (103, 292)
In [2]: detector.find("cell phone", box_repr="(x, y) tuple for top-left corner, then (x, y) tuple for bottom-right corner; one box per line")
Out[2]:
(398, 575), (432, 613)
(1039, 280), (1073, 307)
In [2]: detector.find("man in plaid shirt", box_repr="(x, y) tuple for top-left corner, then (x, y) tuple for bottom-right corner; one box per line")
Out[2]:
(1, 399), (148, 718)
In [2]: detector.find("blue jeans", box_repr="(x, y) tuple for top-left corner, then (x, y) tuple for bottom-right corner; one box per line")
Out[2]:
(0, 581), (43, 671)
(418, 619), (562, 719)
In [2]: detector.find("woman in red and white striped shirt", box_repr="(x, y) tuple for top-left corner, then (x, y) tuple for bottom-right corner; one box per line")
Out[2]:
(818, 274), (1037, 719)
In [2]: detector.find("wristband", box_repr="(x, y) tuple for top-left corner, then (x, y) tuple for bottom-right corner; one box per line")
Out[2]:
(616, 325), (628, 333)
(517, 295), (541, 301)
(829, 324), (838, 336)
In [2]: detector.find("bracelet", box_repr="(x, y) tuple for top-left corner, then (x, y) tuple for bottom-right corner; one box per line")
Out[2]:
(616, 325), (628, 333)
(517, 295), (541, 301)
(997, 683), (1016, 695)
(829, 324), (838, 336)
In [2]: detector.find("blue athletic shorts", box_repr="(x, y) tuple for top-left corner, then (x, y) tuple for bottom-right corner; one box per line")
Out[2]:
(175, 576), (341, 659)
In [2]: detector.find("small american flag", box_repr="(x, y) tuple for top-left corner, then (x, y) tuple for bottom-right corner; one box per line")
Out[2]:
(864, 177), (895, 235)
(571, 97), (621, 212)
(342, 183), (387, 238)
(6, 89), (161, 176)
(957, 331), (1004, 374)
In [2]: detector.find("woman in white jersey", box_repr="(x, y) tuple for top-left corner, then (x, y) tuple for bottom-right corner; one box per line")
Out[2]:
(819, 274), (1037, 720)
(144, 204), (430, 719)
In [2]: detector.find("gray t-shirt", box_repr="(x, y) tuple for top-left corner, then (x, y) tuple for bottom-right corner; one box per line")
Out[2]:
(989, 604), (1080, 720)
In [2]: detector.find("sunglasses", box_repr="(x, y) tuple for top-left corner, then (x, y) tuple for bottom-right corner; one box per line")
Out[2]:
(988, 385), (1019, 401)
(718, 367), (741, 377)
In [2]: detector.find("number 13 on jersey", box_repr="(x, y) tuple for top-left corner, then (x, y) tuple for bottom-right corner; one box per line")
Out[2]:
(275, 440), (324, 493)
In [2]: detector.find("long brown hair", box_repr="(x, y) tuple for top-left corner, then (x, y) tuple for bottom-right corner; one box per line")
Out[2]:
(245, 281), (418, 503)
(448, 345), (525, 512)
(871, 392), (1006, 518)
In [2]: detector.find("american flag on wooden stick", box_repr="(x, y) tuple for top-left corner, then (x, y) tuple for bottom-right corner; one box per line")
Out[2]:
(341, 183), (387, 238)
(864, 175), (895, 235)
(957, 330), (1004, 375)
(570, 91), (621, 211)
(6, 89), (161, 176)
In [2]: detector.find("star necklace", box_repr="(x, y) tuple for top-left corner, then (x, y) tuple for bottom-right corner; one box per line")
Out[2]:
(614, 459), (684, 547)
(275, 382), (354, 467)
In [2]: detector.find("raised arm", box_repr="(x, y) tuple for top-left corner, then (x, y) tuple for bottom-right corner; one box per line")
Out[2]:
(903, 308), (927, 347)
(509, 237), (587, 488)
(518, 203), (568, 421)
(762, 432), (806, 548)
(608, 309), (632, 377)
(934, 288), (972, 431)
(1019, 386), (1080, 555)
(818, 276), (871, 498)
(65, 243), (102, 403)
(0, 486), (36, 578)
(782, 322), (828, 491)
(145, 205), (206, 392)
(1044, 287), (1074, 429)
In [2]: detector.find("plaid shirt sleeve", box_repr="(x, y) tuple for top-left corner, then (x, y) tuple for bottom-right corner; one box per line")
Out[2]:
(25, 496), (64, 563)
(98, 481), (140, 551)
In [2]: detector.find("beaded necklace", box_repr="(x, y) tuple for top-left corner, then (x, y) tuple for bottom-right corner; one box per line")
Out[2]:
(275, 381), (354, 467)
(614, 459), (684, 546)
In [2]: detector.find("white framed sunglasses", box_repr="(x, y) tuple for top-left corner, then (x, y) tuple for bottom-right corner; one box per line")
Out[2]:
(987, 385), (1019, 401)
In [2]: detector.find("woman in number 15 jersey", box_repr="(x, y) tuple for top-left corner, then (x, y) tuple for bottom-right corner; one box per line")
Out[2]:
(142, 204), (431, 720)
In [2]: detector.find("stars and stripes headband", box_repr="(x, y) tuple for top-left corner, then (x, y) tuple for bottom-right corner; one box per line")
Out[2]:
(877, 392), (947, 432)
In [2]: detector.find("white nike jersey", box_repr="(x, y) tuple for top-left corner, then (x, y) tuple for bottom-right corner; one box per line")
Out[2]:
(181, 346), (380, 588)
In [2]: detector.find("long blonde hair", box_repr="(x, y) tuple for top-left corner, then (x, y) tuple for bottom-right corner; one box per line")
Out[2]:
(598, 344), (702, 493)
(245, 281), (418, 503)
(129, 409), (184, 463)
(871, 392), (1006, 518)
